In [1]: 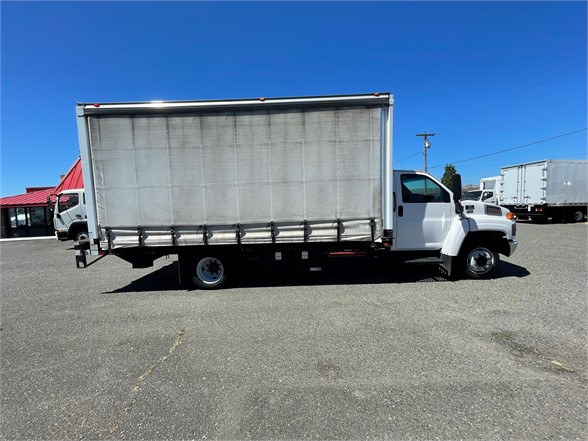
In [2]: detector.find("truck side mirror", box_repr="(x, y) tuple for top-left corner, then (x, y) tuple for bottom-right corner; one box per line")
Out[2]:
(452, 174), (464, 214)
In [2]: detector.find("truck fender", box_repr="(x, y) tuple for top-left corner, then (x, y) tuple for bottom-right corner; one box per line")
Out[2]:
(443, 217), (514, 258)
(440, 217), (470, 257)
(439, 217), (511, 277)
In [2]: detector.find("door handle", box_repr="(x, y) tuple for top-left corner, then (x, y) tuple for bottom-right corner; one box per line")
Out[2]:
(398, 205), (404, 217)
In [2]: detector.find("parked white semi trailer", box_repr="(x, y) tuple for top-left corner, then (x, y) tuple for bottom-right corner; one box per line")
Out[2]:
(500, 159), (588, 223)
(74, 93), (517, 287)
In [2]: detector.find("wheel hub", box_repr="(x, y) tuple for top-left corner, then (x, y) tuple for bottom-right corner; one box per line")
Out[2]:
(204, 261), (220, 276)
(468, 248), (493, 273)
(196, 257), (225, 284)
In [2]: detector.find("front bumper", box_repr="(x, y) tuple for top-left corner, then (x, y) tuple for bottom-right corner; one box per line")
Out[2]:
(507, 239), (518, 257)
(55, 230), (69, 241)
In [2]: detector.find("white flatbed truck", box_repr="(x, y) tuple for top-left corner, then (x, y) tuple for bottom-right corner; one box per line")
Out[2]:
(74, 93), (518, 287)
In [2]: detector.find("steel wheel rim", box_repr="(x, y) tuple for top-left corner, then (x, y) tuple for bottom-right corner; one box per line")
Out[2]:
(196, 257), (224, 285)
(467, 248), (494, 274)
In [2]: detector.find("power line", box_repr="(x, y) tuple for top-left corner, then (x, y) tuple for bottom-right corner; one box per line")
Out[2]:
(436, 62), (587, 137)
(429, 128), (587, 170)
(479, 62), (585, 114)
(393, 151), (422, 164)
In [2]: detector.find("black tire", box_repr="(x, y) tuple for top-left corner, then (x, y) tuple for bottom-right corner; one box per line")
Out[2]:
(571, 209), (586, 223)
(459, 242), (500, 279)
(75, 230), (89, 242)
(192, 255), (230, 289)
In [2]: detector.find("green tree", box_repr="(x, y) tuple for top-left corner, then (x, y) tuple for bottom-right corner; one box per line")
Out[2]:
(441, 163), (457, 188)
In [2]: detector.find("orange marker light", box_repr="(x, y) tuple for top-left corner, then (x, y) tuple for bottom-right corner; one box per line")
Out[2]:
(506, 212), (515, 220)
(259, 97), (266, 102)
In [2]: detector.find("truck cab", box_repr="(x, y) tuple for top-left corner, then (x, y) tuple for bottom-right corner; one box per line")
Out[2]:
(462, 189), (497, 205)
(391, 172), (516, 277)
(53, 189), (87, 241)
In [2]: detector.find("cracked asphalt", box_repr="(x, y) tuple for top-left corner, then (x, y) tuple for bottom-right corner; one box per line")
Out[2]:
(1, 222), (586, 440)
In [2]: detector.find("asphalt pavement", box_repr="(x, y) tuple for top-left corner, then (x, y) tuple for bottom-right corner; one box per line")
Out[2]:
(1, 222), (586, 440)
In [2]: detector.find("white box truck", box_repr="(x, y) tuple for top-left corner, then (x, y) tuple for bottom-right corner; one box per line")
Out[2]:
(463, 176), (501, 205)
(52, 189), (87, 241)
(500, 159), (588, 222)
(74, 93), (517, 287)
(481, 176), (501, 193)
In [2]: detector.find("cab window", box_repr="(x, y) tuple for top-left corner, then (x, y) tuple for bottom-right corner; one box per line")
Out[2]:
(401, 174), (450, 203)
(58, 194), (79, 212)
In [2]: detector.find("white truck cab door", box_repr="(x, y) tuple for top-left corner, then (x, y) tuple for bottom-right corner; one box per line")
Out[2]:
(54, 191), (84, 230)
(482, 191), (496, 204)
(393, 172), (453, 250)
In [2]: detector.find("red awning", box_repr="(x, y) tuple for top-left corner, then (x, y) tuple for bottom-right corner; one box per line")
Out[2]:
(53, 157), (83, 194)
(0, 188), (56, 208)
(0, 157), (84, 208)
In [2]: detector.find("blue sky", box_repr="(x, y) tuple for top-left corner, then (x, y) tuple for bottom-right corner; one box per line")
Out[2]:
(1, 1), (586, 197)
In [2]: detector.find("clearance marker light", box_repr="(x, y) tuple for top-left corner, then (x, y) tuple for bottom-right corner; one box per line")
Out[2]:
(259, 97), (266, 102)
(93, 103), (101, 107)
(506, 212), (515, 220)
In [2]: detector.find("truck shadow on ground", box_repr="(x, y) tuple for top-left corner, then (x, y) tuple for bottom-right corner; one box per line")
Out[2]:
(104, 260), (530, 294)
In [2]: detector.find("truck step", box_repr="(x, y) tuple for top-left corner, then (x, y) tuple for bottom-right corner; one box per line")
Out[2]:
(401, 257), (444, 265)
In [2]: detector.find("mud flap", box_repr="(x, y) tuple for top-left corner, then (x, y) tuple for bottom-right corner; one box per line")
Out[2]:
(440, 253), (454, 277)
(74, 239), (90, 268)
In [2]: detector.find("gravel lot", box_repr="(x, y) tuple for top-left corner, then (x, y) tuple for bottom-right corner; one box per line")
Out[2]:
(1, 222), (587, 440)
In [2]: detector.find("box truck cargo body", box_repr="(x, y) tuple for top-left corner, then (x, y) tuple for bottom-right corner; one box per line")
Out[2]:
(75, 93), (517, 287)
(500, 160), (588, 222)
(480, 176), (501, 191)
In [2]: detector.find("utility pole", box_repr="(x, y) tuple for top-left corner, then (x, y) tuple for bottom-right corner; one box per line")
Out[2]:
(416, 132), (436, 173)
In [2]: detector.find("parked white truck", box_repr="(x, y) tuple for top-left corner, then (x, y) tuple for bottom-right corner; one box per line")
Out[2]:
(74, 93), (517, 287)
(500, 159), (588, 223)
(463, 176), (501, 205)
(52, 189), (88, 241)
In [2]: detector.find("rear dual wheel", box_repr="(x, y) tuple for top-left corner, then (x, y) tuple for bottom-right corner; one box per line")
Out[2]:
(569, 209), (586, 223)
(192, 255), (230, 289)
(573, 210), (585, 222)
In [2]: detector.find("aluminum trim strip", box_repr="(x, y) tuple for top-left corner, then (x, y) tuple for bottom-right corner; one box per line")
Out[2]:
(79, 93), (392, 115)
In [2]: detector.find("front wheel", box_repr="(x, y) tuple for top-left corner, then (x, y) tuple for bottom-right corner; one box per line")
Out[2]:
(459, 243), (500, 279)
(193, 256), (230, 289)
(75, 230), (89, 242)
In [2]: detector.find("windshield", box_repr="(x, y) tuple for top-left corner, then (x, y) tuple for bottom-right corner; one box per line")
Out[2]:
(463, 190), (482, 201)
(57, 193), (79, 212)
